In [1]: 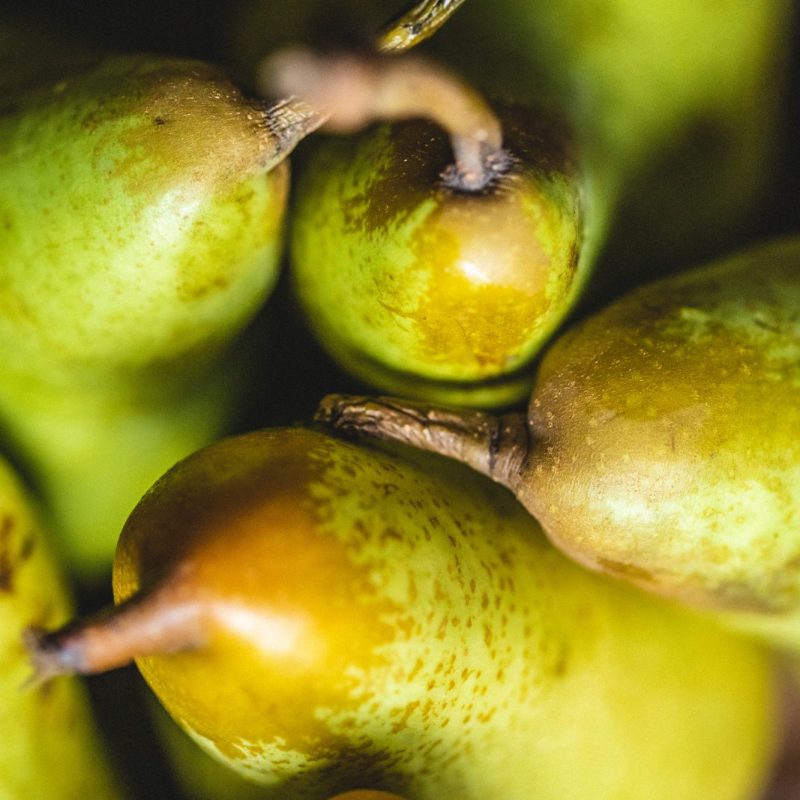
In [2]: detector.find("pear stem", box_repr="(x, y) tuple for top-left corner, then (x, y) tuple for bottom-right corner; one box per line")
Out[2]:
(259, 49), (506, 192)
(258, 96), (328, 172)
(315, 394), (529, 493)
(24, 583), (205, 683)
(377, 0), (468, 53)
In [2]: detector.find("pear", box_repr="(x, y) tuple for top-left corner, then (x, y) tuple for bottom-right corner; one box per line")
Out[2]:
(28, 427), (778, 799)
(265, 50), (589, 407)
(317, 235), (800, 649)
(0, 46), (320, 573)
(264, 0), (789, 404)
(0, 451), (123, 797)
(289, 99), (584, 406)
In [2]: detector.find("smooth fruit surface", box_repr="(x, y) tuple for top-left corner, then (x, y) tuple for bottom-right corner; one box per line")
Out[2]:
(521, 237), (800, 618)
(0, 51), (292, 571)
(0, 54), (288, 384)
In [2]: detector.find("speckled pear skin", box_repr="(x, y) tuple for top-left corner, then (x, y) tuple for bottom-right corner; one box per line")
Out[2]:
(0, 455), (122, 797)
(290, 106), (583, 407)
(0, 53), (290, 572)
(114, 428), (776, 799)
(519, 236), (800, 624)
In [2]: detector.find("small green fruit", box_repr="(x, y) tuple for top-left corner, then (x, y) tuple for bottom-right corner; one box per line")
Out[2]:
(291, 104), (584, 406)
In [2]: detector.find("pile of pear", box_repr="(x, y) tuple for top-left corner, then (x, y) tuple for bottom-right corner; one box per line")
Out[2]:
(2, 3), (800, 800)
(26, 427), (783, 799)
(318, 235), (800, 652)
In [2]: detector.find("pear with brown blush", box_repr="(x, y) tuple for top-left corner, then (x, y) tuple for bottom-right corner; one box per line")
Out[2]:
(28, 427), (778, 799)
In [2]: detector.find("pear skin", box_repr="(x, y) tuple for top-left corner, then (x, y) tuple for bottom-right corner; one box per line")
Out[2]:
(0, 453), (122, 797)
(272, 0), (789, 404)
(0, 51), (319, 573)
(29, 428), (778, 799)
(521, 235), (800, 619)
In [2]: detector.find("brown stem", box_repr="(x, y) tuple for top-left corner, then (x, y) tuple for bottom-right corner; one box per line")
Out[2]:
(24, 582), (205, 683)
(259, 48), (505, 191)
(315, 394), (530, 493)
(377, 0), (468, 53)
(258, 96), (327, 172)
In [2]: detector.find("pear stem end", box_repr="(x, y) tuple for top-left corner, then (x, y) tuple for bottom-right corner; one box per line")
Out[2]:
(316, 394), (529, 492)
(22, 585), (207, 684)
(259, 49), (505, 192)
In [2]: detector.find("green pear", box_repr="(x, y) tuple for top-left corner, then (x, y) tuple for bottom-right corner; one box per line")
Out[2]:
(0, 44), (319, 573)
(28, 428), (778, 799)
(317, 235), (800, 649)
(275, 0), (789, 404)
(0, 451), (123, 797)
(288, 96), (585, 407)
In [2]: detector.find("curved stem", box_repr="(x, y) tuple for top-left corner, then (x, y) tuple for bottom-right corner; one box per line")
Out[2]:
(24, 582), (205, 682)
(315, 394), (530, 493)
(377, 0), (468, 53)
(259, 48), (505, 191)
